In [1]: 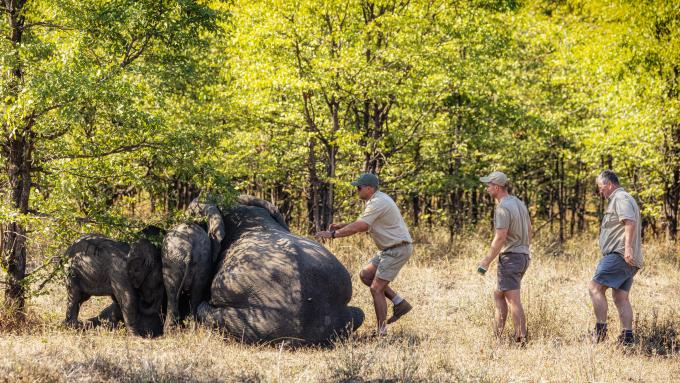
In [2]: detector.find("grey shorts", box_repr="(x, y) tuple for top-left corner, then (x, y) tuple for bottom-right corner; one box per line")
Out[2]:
(497, 252), (530, 291)
(369, 243), (413, 282)
(593, 253), (639, 292)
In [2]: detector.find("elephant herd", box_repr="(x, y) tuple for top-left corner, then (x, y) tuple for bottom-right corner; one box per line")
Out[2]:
(62, 196), (364, 344)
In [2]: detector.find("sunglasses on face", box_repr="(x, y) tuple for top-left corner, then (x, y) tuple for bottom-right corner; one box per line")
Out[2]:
(356, 185), (363, 191)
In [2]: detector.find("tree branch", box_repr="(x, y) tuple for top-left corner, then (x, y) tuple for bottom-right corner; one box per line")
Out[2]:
(46, 142), (159, 161)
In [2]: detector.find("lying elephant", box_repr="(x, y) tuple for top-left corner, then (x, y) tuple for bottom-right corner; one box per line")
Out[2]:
(197, 196), (364, 344)
(63, 231), (165, 337)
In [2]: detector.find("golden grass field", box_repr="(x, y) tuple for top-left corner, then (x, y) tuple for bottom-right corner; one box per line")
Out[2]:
(1, 229), (679, 382)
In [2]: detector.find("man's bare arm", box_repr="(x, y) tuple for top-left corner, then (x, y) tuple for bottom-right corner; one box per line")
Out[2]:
(623, 219), (636, 266)
(315, 220), (369, 239)
(478, 229), (508, 269)
(334, 220), (369, 238)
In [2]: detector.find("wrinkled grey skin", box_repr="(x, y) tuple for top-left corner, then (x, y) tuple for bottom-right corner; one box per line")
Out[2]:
(187, 198), (226, 263)
(162, 223), (212, 327)
(63, 233), (164, 337)
(197, 195), (364, 344)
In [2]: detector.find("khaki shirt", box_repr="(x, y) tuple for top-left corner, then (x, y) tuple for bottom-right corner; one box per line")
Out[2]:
(494, 195), (531, 255)
(359, 191), (412, 250)
(599, 188), (643, 267)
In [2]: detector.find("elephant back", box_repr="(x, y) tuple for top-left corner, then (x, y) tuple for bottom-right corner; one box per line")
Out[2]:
(162, 223), (212, 292)
(236, 195), (289, 232)
(65, 235), (129, 294)
(209, 230), (304, 329)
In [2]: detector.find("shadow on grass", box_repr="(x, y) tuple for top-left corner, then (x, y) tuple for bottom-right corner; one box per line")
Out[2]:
(325, 329), (428, 383)
(65, 358), (203, 382)
(634, 310), (680, 357)
(0, 304), (44, 335)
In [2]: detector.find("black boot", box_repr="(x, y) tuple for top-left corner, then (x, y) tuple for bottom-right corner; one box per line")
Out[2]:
(617, 330), (634, 346)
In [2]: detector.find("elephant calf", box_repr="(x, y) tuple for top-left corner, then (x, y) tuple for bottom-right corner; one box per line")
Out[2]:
(63, 233), (165, 337)
(188, 198), (226, 262)
(197, 196), (364, 344)
(161, 223), (212, 327)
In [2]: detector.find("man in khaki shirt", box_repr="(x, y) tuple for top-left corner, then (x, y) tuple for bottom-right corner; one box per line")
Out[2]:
(477, 171), (531, 344)
(316, 173), (413, 335)
(589, 170), (642, 345)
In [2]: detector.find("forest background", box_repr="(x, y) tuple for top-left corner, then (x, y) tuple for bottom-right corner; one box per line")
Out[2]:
(1, 0), (679, 317)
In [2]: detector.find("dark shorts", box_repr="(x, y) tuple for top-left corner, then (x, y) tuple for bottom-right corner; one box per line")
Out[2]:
(593, 253), (639, 292)
(497, 252), (530, 291)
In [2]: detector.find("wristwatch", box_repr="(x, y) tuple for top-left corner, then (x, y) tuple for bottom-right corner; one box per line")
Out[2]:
(331, 230), (336, 238)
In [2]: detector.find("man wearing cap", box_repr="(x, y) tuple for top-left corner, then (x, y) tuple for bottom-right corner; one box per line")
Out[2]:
(477, 171), (531, 344)
(589, 170), (642, 345)
(315, 173), (414, 335)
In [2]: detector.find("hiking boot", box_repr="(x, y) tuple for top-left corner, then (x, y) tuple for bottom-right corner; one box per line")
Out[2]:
(386, 300), (412, 324)
(590, 324), (607, 344)
(515, 336), (528, 348)
(617, 331), (634, 346)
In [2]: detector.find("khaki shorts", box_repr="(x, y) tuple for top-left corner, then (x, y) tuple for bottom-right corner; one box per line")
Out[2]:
(369, 243), (413, 282)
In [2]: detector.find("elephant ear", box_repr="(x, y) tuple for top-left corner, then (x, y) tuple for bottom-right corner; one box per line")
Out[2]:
(127, 239), (158, 289)
(237, 195), (289, 232)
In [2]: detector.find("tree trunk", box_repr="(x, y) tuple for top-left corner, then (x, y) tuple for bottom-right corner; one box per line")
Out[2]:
(411, 193), (420, 227)
(2, 135), (32, 315)
(306, 137), (321, 234)
(274, 180), (292, 225)
(471, 188), (479, 226)
(557, 154), (565, 243)
(2, 0), (30, 317)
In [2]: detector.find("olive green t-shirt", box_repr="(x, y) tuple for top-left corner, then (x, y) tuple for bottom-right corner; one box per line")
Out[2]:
(494, 195), (531, 255)
(359, 191), (413, 250)
(599, 188), (643, 268)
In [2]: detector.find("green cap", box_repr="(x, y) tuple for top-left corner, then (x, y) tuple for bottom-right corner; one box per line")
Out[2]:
(351, 173), (379, 189)
(479, 171), (508, 186)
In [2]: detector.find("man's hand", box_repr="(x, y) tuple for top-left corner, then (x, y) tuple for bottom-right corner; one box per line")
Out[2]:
(315, 231), (333, 239)
(624, 249), (635, 267)
(478, 257), (492, 271)
(328, 223), (345, 231)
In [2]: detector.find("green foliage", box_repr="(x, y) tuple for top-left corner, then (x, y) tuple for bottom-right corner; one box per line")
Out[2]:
(2, 0), (680, 304)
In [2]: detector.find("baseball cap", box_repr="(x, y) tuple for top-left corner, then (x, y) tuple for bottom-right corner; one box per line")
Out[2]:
(479, 171), (508, 186)
(351, 173), (379, 189)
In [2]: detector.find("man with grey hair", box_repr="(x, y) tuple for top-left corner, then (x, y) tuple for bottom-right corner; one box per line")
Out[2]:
(477, 171), (531, 344)
(315, 173), (414, 336)
(589, 170), (642, 345)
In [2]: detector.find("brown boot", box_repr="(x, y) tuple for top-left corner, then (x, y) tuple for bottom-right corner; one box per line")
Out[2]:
(386, 300), (412, 324)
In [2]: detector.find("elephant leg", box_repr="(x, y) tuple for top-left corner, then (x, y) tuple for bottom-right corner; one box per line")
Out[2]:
(164, 283), (181, 328)
(164, 261), (190, 327)
(189, 266), (212, 318)
(63, 280), (88, 328)
(189, 285), (204, 319)
(85, 300), (124, 329)
(112, 281), (141, 336)
(196, 302), (263, 342)
(210, 238), (221, 263)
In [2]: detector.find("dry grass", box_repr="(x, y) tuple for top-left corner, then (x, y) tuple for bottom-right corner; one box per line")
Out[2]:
(1, 229), (679, 382)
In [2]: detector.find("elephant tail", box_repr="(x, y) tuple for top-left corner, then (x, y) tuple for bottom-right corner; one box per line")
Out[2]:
(176, 260), (191, 302)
